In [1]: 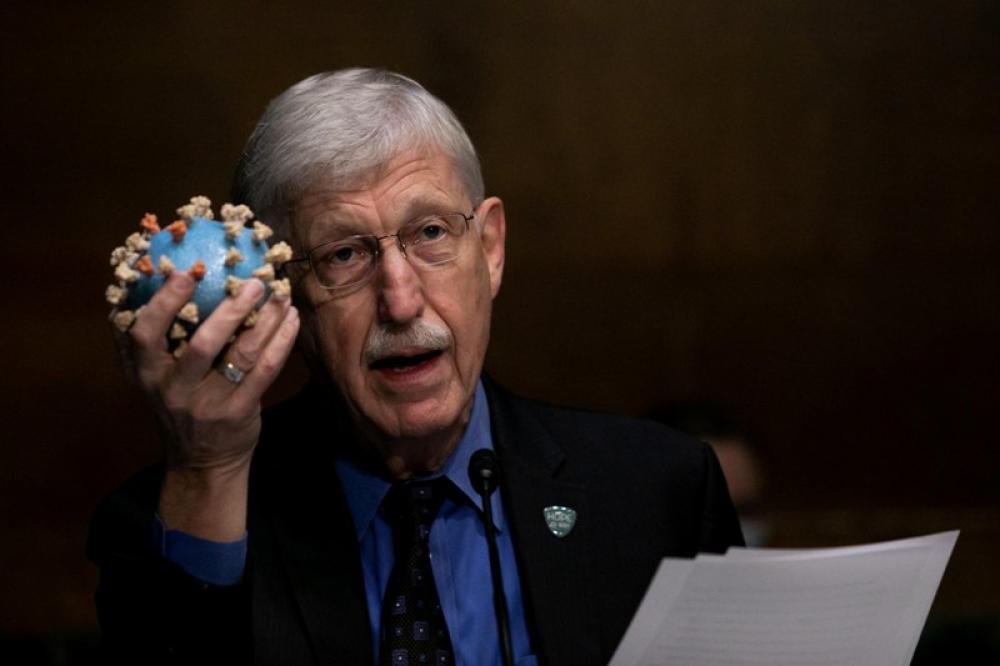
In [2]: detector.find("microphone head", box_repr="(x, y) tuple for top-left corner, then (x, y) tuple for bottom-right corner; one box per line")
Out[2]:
(468, 448), (500, 495)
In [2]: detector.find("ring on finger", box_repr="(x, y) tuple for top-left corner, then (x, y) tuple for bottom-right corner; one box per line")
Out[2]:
(217, 360), (251, 385)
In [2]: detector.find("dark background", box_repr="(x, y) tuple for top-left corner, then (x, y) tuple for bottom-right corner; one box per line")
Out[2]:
(2, 0), (998, 659)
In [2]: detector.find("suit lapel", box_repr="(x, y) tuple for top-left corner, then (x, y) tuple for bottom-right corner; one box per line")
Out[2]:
(268, 477), (372, 664)
(251, 386), (374, 665)
(486, 380), (603, 665)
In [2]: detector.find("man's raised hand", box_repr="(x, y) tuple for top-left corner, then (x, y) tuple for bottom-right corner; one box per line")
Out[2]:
(115, 271), (299, 540)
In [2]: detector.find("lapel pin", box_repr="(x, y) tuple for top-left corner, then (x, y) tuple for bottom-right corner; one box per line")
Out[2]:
(543, 505), (577, 538)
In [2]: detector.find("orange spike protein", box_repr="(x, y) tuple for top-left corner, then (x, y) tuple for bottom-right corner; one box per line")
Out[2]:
(188, 259), (207, 280)
(134, 255), (154, 276)
(166, 220), (188, 243)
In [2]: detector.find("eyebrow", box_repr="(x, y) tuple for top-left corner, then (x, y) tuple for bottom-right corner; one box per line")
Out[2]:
(396, 194), (463, 220)
(301, 219), (360, 250)
(310, 216), (367, 237)
(304, 194), (465, 246)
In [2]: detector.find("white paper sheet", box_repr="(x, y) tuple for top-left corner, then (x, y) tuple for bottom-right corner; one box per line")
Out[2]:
(609, 531), (957, 666)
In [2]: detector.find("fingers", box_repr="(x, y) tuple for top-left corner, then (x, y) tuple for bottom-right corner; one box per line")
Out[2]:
(224, 290), (292, 372)
(119, 272), (295, 409)
(130, 272), (196, 350)
(234, 305), (300, 399)
(174, 279), (266, 386)
(126, 272), (196, 387)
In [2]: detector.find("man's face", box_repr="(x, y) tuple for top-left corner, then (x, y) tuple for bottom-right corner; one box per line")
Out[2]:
(291, 149), (505, 444)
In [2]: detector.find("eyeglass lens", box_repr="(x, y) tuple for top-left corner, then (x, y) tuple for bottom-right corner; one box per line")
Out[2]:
(308, 213), (470, 289)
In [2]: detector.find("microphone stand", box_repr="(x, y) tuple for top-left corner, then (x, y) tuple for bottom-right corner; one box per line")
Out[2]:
(469, 450), (514, 666)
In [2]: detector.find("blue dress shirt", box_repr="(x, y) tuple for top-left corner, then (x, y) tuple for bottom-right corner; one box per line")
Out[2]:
(159, 381), (537, 666)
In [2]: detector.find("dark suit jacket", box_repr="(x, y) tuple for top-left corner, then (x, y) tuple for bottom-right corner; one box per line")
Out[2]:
(88, 378), (743, 665)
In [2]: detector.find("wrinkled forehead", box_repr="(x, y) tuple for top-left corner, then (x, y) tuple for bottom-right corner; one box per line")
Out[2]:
(290, 149), (472, 245)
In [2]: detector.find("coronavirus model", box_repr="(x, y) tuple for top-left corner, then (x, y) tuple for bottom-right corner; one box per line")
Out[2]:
(106, 195), (293, 355)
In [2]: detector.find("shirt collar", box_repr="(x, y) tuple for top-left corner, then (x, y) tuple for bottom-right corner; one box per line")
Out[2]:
(335, 380), (503, 542)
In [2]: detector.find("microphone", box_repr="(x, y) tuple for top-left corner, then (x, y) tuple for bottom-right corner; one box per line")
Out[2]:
(468, 449), (514, 666)
(469, 448), (500, 495)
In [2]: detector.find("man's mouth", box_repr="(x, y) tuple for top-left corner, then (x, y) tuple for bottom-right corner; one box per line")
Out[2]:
(369, 349), (444, 372)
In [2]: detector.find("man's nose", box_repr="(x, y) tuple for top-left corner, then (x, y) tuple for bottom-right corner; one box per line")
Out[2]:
(375, 239), (425, 323)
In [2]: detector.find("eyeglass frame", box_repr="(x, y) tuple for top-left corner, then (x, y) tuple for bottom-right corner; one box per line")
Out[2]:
(281, 209), (478, 291)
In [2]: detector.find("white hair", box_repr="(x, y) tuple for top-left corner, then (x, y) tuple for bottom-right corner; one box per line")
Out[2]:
(232, 68), (484, 240)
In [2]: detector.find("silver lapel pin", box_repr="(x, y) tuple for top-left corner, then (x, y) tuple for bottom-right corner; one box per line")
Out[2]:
(543, 505), (577, 538)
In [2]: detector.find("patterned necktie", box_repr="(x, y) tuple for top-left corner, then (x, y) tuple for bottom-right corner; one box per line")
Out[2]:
(380, 479), (454, 666)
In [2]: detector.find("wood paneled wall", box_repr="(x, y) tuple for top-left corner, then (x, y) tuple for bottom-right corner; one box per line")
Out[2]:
(2, 1), (997, 633)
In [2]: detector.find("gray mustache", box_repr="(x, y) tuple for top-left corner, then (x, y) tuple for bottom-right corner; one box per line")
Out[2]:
(364, 320), (452, 364)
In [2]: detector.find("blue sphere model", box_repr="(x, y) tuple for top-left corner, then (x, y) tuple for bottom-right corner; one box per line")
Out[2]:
(126, 216), (270, 314)
(106, 196), (292, 349)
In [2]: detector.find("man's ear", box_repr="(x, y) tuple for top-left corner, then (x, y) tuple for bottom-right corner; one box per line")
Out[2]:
(477, 196), (506, 298)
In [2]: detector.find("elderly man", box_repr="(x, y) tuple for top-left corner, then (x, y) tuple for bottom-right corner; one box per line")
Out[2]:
(89, 68), (742, 666)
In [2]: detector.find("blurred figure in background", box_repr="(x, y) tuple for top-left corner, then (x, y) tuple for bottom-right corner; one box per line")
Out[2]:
(646, 402), (769, 547)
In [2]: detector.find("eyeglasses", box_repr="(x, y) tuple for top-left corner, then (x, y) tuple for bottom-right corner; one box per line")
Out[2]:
(285, 211), (476, 291)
